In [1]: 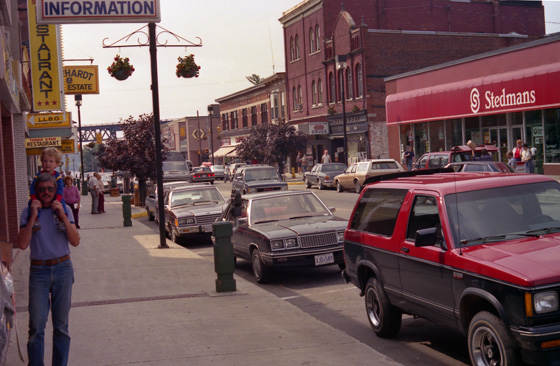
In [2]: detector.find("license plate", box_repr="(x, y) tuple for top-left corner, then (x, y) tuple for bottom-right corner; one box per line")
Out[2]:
(315, 253), (334, 266)
(203, 225), (213, 233)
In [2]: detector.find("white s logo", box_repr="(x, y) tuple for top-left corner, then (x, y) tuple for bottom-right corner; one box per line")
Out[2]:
(470, 88), (480, 113)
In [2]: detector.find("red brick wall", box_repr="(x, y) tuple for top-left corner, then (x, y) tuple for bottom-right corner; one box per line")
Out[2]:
(1, 110), (19, 243)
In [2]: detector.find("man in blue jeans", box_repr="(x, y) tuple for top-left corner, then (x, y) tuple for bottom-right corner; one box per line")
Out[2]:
(18, 173), (80, 366)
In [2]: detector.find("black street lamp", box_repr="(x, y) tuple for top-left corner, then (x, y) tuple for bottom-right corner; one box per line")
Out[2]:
(336, 55), (348, 165)
(207, 104), (219, 165)
(75, 94), (87, 195)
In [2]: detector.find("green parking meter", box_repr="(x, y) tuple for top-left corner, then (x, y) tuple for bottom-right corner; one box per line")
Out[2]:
(122, 194), (132, 227)
(213, 221), (236, 293)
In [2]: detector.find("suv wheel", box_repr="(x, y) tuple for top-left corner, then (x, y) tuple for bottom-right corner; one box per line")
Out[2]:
(251, 248), (272, 284)
(365, 277), (401, 338)
(336, 181), (344, 193)
(468, 311), (519, 366)
(355, 180), (363, 193)
(147, 207), (154, 221)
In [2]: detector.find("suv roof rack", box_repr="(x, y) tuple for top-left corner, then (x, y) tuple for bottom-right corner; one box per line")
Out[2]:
(363, 167), (454, 185)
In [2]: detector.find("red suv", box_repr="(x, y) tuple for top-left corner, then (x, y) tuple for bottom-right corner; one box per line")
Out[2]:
(343, 170), (560, 366)
(414, 144), (498, 170)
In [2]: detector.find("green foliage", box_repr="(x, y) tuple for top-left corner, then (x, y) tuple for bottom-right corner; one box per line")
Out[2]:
(246, 74), (262, 85)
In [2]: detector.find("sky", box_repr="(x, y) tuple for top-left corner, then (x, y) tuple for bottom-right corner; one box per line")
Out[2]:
(60, 0), (560, 127)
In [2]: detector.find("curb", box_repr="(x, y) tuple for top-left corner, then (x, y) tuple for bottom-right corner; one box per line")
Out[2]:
(131, 211), (148, 219)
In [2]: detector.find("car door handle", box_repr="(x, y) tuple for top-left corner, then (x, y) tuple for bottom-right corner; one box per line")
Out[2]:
(401, 247), (409, 253)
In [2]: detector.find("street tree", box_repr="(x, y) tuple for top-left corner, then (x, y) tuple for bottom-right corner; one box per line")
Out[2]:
(246, 74), (262, 85)
(236, 121), (309, 175)
(95, 113), (167, 202)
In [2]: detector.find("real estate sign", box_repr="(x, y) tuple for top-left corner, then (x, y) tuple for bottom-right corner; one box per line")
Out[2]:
(63, 65), (99, 94)
(36, 0), (161, 24)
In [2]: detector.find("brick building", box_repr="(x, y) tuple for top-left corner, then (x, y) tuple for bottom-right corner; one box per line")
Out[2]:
(215, 73), (286, 164)
(279, 0), (545, 164)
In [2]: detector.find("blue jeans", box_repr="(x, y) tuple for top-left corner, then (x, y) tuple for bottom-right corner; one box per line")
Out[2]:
(28, 260), (74, 366)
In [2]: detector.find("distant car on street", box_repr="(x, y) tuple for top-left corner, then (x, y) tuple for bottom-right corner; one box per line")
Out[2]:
(414, 144), (498, 170)
(188, 166), (215, 184)
(224, 163), (247, 182)
(333, 159), (404, 193)
(304, 163), (347, 190)
(220, 190), (348, 283)
(145, 181), (190, 221)
(210, 165), (226, 180)
(445, 161), (515, 173)
(231, 165), (288, 195)
(162, 161), (192, 182)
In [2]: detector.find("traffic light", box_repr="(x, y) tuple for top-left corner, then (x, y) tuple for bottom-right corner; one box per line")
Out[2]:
(204, 148), (209, 154)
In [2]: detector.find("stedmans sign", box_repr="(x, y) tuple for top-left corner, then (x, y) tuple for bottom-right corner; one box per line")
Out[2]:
(36, 0), (161, 24)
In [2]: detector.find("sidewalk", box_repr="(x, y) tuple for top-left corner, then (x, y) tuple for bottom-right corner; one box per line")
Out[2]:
(6, 193), (402, 365)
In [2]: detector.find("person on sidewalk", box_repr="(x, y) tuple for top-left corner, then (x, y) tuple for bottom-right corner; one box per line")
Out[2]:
(17, 172), (80, 366)
(94, 173), (105, 213)
(321, 149), (331, 163)
(88, 173), (100, 214)
(62, 176), (81, 229)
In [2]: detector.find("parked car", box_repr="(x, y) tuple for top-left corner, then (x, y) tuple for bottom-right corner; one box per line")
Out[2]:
(162, 160), (192, 182)
(144, 181), (190, 221)
(221, 190), (348, 283)
(231, 165), (288, 195)
(304, 163), (347, 190)
(188, 166), (215, 184)
(445, 161), (515, 173)
(164, 184), (226, 243)
(333, 159), (404, 193)
(224, 163), (247, 182)
(210, 165), (226, 180)
(342, 170), (560, 366)
(414, 144), (499, 170)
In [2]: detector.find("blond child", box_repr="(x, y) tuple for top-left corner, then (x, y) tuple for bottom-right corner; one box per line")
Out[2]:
(28, 147), (68, 231)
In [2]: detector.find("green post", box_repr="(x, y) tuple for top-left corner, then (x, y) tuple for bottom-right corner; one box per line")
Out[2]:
(81, 178), (88, 196)
(122, 194), (132, 227)
(212, 221), (236, 292)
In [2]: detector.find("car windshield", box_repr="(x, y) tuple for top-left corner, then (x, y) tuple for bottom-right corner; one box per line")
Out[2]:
(170, 188), (224, 207)
(445, 181), (560, 246)
(163, 161), (189, 171)
(193, 167), (210, 172)
(244, 168), (279, 181)
(250, 193), (331, 224)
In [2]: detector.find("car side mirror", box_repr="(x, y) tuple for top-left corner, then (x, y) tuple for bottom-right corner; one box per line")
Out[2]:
(415, 227), (437, 247)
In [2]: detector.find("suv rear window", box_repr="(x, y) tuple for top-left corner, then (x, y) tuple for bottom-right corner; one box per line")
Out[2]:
(350, 188), (407, 236)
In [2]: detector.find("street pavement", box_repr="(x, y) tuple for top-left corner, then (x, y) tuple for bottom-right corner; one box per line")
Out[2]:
(6, 190), (402, 366)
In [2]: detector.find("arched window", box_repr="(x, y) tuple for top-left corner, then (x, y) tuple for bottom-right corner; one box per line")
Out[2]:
(356, 64), (363, 98)
(290, 37), (294, 61)
(318, 79), (323, 105)
(338, 70), (344, 102)
(347, 66), (353, 100)
(329, 72), (335, 103)
(315, 25), (321, 51)
(295, 34), (300, 59)
(292, 87), (297, 111)
(312, 80), (317, 105)
(309, 27), (315, 53)
(298, 85), (303, 109)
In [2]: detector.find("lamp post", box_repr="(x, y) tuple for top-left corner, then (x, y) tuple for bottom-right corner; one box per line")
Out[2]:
(336, 55), (348, 165)
(207, 104), (218, 165)
(75, 94), (87, 195)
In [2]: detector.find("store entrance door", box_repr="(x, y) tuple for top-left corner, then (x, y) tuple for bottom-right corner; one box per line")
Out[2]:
(490, 127), (508, 162)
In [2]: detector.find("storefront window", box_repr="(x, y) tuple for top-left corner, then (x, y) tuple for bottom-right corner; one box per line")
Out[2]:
(445, 119), (462, 149)
(525, 110), (543, 172)
(399, 124), (413, 153)
(429, 121), (445, 152)
(465, 117), (481, 145)
(544, 108), (560, 164)
(414, 122), (429, 157)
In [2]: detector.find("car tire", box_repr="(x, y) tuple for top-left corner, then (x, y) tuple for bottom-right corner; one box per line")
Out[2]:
(318, 180), (325, 190)
(355, 180), (363, 194)
(305, 178), (311, 189)
(468, 311), (519, 366)
(251, 248), (272, 284)
(336, 181), (344, 193)
(171, 229), (180, 244)
(365, 277), (401, 338)
(147, 207), (154, 221)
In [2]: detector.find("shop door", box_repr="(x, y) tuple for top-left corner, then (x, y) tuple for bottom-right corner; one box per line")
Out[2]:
(490, 127), (508, 162)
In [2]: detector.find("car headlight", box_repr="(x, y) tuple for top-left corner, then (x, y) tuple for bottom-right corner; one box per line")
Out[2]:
(337, 231), (345, 242)
(177, 217), (195, 226)
(285, 238), (298, 248)
(271, 239), (284, 250)
(534, 291), (559, 314)
(247, 187), (253, 193)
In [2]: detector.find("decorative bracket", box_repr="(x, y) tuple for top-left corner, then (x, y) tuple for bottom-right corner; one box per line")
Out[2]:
(102, 24), (202, 49)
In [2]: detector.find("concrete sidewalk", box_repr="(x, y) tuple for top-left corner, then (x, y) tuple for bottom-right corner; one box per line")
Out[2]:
(6, 193), (402, 366)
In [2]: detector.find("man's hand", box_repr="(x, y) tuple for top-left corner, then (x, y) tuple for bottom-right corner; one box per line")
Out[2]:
(52, 200), (65, 216)
(30, 199), (41, 218)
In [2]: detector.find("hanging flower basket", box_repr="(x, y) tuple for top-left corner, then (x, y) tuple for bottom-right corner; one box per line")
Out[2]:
(176, 54), (200, 78)
(108, 54), (135, 81)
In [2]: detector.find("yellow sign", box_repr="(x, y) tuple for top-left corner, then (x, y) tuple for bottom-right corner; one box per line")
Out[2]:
(25, 136), (62, 149)
(28, 0), (64, 112)
(27, 112), (71, 128)
(63, 65), (100, 94)
(96, 133), (102, 144)
(26, 139), (74, 155)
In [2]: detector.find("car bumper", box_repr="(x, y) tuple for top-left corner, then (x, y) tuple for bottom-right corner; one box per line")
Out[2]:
(512, 324), (560, 366)
(174, 223), (215, 236)
(260, 247), (344, 267)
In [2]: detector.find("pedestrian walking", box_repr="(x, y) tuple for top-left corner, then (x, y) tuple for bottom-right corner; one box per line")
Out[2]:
(62, 176), (81, 229)
(95, 173), (106, 213)
(88, 173), (100, 214)
(321, 149), (331, 163)
(296, 153), (302, 174)
(17, 172), (80, 366)
(403, 145), (415, 171)
(522, 143), (535, 173)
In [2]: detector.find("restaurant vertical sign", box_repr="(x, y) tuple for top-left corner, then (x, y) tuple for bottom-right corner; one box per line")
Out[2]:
(28, 0), (64, 112)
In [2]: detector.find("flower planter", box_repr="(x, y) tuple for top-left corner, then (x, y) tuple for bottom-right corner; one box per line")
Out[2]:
(113, 69), (131, 81)
(180, 69), (198, 78)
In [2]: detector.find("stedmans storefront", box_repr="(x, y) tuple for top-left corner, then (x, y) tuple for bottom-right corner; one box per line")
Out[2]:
(385, 35), (560, 175)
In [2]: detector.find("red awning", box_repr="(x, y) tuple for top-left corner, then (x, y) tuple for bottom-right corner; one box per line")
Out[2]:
(386, 62), (560, 125)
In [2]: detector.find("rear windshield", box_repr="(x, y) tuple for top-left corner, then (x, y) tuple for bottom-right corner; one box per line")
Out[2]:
(350, 188), (408, 236)
(163, 161), (189, 171)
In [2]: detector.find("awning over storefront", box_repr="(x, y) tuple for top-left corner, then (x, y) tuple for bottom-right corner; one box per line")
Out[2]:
(386, 62), (560, 125)
(213, 145), (238, 158)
